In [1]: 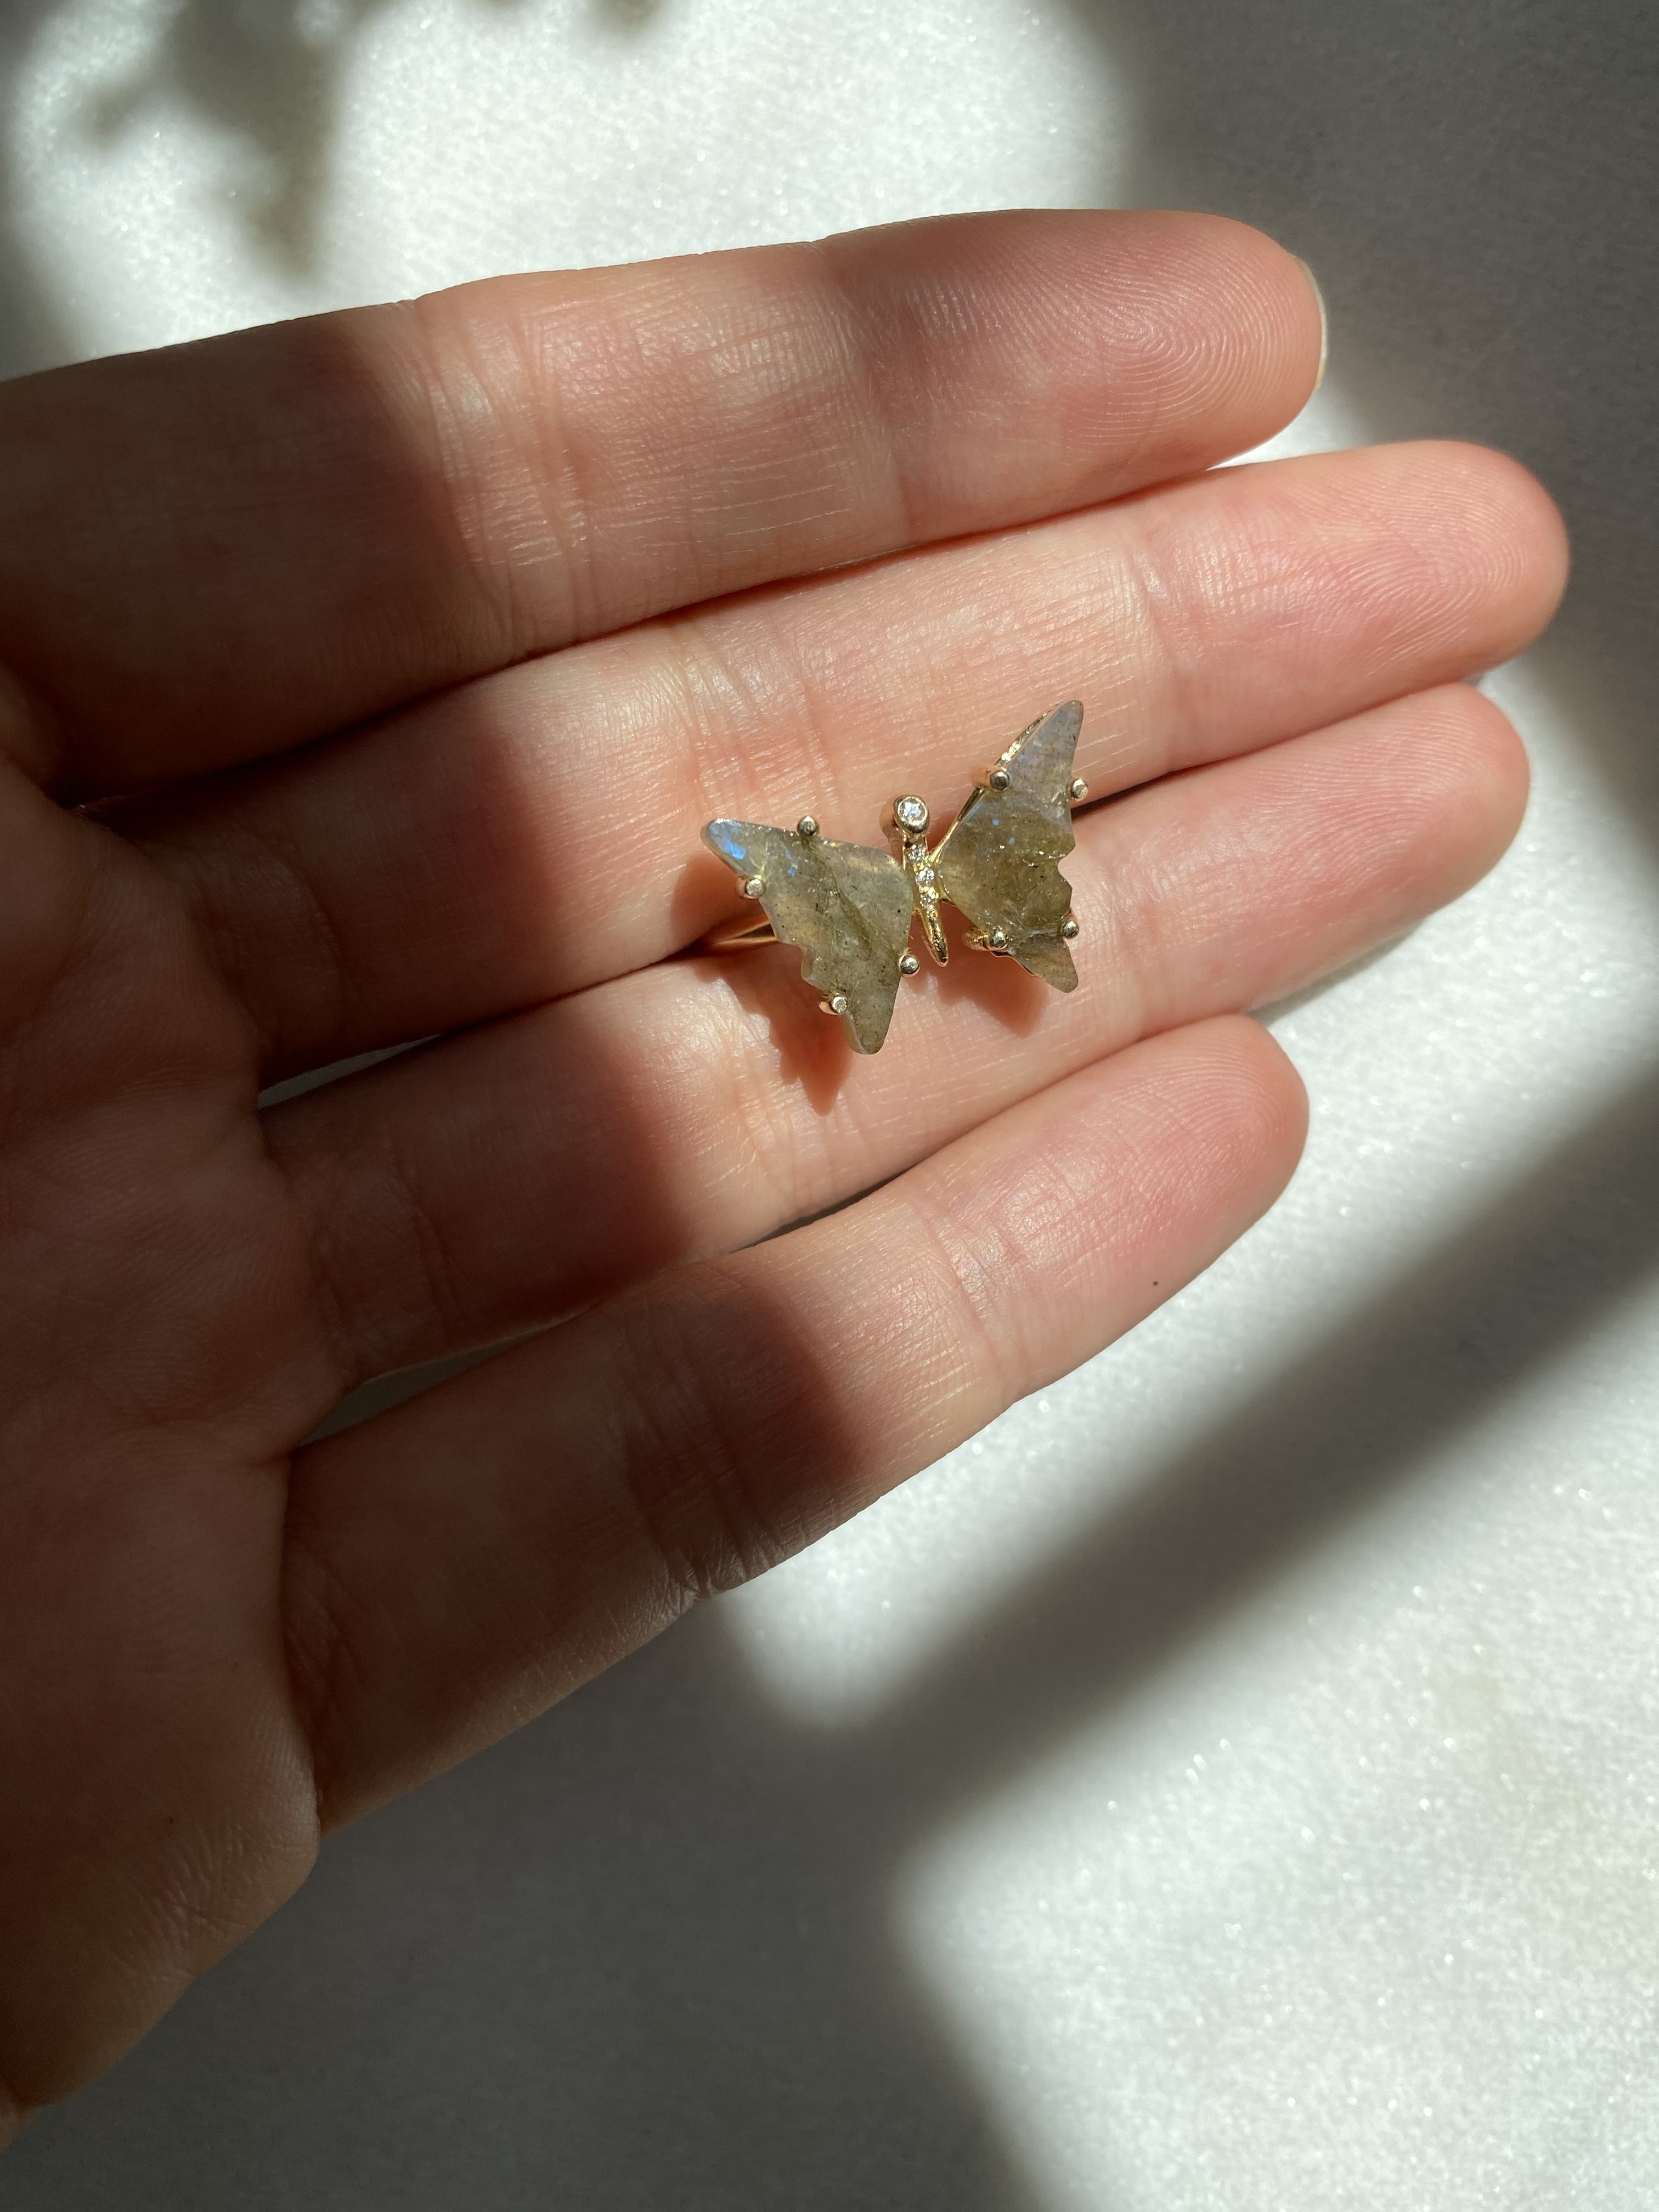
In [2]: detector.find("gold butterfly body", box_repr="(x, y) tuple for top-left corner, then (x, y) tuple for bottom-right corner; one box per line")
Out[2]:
(702, 701), (1087, 1053)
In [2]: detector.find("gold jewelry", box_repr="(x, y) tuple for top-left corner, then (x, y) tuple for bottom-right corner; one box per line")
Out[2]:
(699, 701), (1087, 1054)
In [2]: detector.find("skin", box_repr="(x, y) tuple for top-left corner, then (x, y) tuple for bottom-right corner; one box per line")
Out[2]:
(0, 208), (1566, 2132)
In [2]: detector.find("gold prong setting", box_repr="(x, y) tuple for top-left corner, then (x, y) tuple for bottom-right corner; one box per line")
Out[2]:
(700, 703), (1086, 1043)
(890, 794), (950, 967)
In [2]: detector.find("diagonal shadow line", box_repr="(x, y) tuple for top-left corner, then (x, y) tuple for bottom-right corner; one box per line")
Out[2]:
(842, 1054), (1659, 1844)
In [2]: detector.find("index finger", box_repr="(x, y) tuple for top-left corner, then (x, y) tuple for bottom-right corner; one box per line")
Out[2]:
(0, 210), (1323, 794)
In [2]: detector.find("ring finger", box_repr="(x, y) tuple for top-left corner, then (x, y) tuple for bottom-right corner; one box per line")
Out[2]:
(269, 678), (1527, 1393)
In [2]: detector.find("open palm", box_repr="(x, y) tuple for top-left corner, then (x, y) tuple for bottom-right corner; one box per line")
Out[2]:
(0, 210), (1564, 2128)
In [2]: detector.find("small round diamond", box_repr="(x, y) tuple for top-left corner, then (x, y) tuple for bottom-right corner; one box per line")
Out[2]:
(892, 795), (929, 831)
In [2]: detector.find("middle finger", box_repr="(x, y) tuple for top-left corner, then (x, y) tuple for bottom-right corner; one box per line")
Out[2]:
(126, 439), (1560, 1076)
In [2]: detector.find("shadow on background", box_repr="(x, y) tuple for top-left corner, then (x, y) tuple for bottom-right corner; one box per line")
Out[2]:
(1075, 0), (1659, 846)
(866, 1054), (1659, 1833)
(4, 2), (1659, 2208)
(84, 0), (406, 277)
(35, 1616), (1040, 2210)
(0, 3), (77, 376)
(0, 0), (529, 374)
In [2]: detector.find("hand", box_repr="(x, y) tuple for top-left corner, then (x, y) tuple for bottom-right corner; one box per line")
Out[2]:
(0, 210), (1564, 2128)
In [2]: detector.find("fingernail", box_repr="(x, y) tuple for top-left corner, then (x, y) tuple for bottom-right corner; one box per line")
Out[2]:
(1293, 256), (1328, 391)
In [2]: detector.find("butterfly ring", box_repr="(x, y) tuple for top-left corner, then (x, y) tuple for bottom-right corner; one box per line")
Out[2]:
(699, 701), (1088, 1054)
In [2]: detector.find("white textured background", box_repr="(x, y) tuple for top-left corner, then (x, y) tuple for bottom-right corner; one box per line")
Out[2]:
(6, 3), (1659, 2206)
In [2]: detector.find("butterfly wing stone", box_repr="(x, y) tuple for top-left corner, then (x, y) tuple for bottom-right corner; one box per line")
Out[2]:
(703, 819), (914, 1053)
(932, 699), (1082, 990)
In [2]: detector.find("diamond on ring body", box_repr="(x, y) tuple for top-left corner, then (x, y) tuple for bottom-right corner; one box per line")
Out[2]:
(893, 795), (929, 831)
